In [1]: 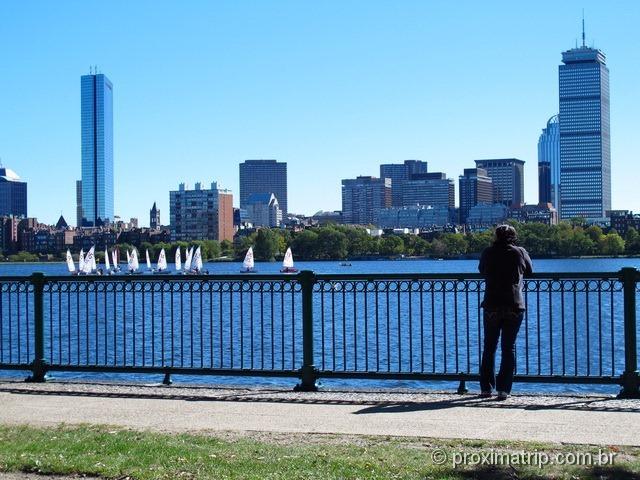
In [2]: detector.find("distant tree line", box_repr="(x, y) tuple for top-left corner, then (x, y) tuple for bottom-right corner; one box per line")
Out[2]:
(2, 221), (637, 263)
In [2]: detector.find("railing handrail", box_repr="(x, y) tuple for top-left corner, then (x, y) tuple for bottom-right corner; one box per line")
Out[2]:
(0, 270), (629, 283)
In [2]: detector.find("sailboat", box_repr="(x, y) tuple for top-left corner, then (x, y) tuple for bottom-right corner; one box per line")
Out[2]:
(83, 246), (95, 275)
(189, 246), (205, 274)
(280, 247), (298, 273)
(78, 249), (86, 275)
(184, 246), (193, 273)
(146, 249), (152, 272)
(104, 248), (111, 274)
(66, 249), (77, 275)
(175, 247), (182, 272)
(128, 249), (142, 275)
(111, 249), (120, 273)
(240, 247), (257, 273)
(154, 248), (170, 274)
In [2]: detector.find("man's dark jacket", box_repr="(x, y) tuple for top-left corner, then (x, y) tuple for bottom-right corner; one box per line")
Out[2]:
(478, 242), (533, 311)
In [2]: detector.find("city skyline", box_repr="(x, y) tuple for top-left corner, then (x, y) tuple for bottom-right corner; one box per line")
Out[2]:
(1, 1), (639, 225)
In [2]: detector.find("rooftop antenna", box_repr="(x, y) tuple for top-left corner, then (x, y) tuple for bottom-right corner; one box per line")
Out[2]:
(582, 9), (586, 47)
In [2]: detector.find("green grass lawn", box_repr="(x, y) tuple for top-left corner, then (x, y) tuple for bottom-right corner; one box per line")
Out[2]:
(0, 424), (638, 479)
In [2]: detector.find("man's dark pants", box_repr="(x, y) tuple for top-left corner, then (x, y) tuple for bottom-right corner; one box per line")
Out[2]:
(480, 308), (524, 394)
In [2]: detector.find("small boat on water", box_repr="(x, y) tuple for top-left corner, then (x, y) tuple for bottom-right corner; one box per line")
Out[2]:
(146, 249), (152, 272)
(66, 249), (77, 275)
(190, 246), (206, 274)
(153, 248), (171, 274)
(111, 249), (121, 273)
(175, 247), (182, 273)
(183, 246), (194, 274)
(82, 246), (96, 275)
(340, 261), (352, 267)
(280, 247), (298, 274)
(240, 247), (257, 273)
(78, 249), (86, 275)
(127, 249), (143, 275)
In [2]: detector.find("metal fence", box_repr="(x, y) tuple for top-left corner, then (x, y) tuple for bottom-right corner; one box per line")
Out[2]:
(0, 269), (638, 397)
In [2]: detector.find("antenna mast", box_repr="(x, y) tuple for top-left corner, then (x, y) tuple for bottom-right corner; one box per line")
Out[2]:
(582, 9), (586, 47)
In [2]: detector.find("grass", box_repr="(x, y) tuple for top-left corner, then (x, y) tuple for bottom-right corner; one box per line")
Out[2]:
(0, 424), (638, 479)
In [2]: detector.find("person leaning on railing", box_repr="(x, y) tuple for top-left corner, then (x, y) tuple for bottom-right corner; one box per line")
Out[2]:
(478, 224), (533, 400)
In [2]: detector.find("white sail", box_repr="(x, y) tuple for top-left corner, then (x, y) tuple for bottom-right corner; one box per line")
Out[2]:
(146, 249), (152, 270)
(83, 247), (95, 274)
(158, 249), (167, 271)
(243, 247), (254, 270)
(184, 246), (193, 271)
(127, 250), (134, 272)
(105, 248), (111, 270)
(283, 247), (294, 269)
(66, 249), (75, 273)
(78, 249), (85, 273)
(175, 247), (182, 271)
(112, 249), (118, 270)
(132, 249), (140, 271)
(91, 249), (97, 271)
(193, 246), (203, 272)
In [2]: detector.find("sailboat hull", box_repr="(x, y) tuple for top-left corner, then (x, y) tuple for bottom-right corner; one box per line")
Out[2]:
(280, 267), (298, 274)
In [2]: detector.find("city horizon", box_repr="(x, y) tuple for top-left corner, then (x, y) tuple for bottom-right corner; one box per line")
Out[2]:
(1, 1), (639, 226)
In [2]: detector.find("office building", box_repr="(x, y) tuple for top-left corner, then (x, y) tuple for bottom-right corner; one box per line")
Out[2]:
(538, 115), (560, 207)
(379, 160), (428, 207)
(466, 203), (509, 228)
(75, 180), (83, 228)
(402, 173), (455, 210)
(150, 202), (160, 229)
(81, 72), (114, 226)
(559, 36), (611, 219)
(245, 193), (282, 227)
(341, 176), (391, 225)
(0, 166), (27, 218)
(239, 160), (288, 215)
(459, 168), (493, 224)
(377, 205), (453, 229)
(474, 158), (525, 207)
(169, 182), (233, 242)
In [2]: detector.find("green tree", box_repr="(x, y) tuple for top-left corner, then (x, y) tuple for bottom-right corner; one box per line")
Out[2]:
(291, 230), (319, 260)
(599, 233), (625, 256)
(625, 227), (640, 254)
(254, 229), (279, 261)
(316, 227), (349, 259)
(220, 239), (234, 258)
(440, 233), (468, 256)
(379, 235), (404, 256)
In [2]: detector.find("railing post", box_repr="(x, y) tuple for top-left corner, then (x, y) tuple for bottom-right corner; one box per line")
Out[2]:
(294, 270), (318, 392)
(619, 268), (640, 398)
(26, 272), (48, 383)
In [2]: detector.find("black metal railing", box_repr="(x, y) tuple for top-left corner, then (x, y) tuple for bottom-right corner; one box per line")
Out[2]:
(0, 269), (638, 397)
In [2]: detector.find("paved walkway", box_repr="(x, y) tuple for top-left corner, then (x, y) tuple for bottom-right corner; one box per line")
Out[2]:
(0, 380), (639, 446)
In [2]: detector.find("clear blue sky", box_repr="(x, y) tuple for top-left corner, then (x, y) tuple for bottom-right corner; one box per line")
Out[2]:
(1, 0), (639, 226)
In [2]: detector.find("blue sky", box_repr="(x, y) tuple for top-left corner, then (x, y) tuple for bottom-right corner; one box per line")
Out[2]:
(1, 0), (639, 226)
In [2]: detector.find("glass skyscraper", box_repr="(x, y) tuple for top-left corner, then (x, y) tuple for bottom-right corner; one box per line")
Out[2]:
(537, 115), (560, 207)
(239, 160), (288, 215)
(81, 73), (114, 226)
(558, 43), (611, 219)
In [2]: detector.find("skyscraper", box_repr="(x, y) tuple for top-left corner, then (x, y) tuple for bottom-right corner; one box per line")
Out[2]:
(75, 180), (83, 228)
(402, 172), (455, 210)
(538, 115), (560, 207)
(0, 165), (27, 218)
(81, 72), (114, 226)
(459, 168), (493, 224)
(341, 176), (391, 225)
(239, 160), (288, 215)
(558, 33), (611, 219)
(379, 160), (428, 207)
(474, 159), (525, 207)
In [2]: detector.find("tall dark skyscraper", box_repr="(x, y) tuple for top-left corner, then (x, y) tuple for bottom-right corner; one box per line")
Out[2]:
(379, 160), (428, 207)
(474, 159), (525, 207)
(341, 176), (391, 225)
(0, 165), (27, 218)
(81, 72), (114, 226)
(538, 115), (560, 207)
(239, 160), (288, 215)
(459, 168), (493, 224)
(558, 29), (611, 219)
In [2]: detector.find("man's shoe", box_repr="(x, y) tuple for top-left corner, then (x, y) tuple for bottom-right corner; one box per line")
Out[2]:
(479, 390), (492, 398)
(496, 391), (509, 400)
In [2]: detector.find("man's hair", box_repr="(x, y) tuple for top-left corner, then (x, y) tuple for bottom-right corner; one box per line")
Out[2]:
(494, 224), (517, 245)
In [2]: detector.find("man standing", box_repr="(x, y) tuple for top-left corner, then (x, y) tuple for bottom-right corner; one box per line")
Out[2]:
(479, 225), (533, 400)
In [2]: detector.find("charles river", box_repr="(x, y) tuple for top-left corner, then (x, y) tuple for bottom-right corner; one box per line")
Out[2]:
(1, 257), (638, 395)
